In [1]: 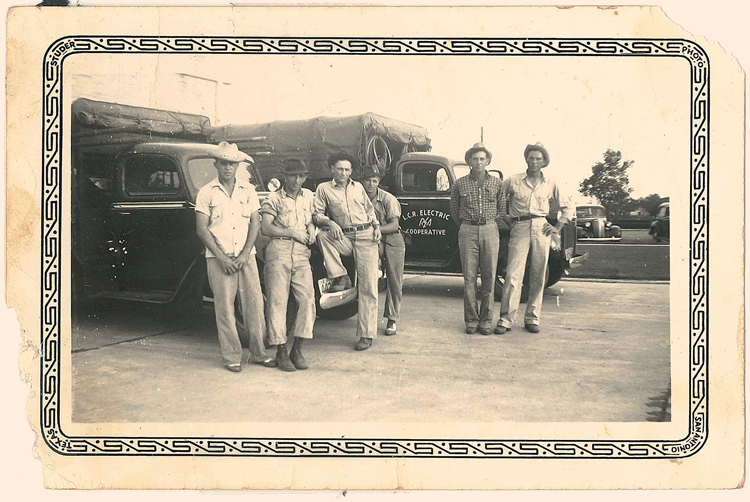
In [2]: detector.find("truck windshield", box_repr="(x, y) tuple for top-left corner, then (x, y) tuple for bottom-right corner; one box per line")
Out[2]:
(576, 207), (606, 218)
(187, 158), (258, 191)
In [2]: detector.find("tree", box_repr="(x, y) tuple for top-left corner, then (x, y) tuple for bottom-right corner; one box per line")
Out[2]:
(634, 193), (663, 217)
(579, 150), (634, 221)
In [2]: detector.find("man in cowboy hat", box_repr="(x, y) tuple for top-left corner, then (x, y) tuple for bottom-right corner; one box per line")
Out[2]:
(313, 152), (382, 351)
(360, 164), (405, 337)
(449, 142), (506, 335)
(195, 141), (275, 372)
(494, 143), (573, 335)
(260, 158), (317, 372)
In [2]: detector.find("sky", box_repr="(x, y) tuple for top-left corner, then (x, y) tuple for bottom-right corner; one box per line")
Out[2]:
(69, 51), (688, 205)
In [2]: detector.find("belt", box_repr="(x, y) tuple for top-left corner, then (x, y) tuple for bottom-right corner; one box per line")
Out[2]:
(271, 236), (306, 245)
(341, 222), (372, 233)
(464, 220), (488, 226)
(511, 214), (546, 222)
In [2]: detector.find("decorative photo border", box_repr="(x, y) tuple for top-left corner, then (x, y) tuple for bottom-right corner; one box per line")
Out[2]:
(41, 36), (708, 458)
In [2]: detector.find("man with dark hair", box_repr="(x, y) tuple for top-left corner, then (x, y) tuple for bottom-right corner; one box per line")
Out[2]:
(261, 158), (317, 372)
(313, 152), (382, 351)
(195, 142), (275, 372)
(495, 142), (573, 334)
(449, 142), (505, 336)
(360, 164), (405, 336)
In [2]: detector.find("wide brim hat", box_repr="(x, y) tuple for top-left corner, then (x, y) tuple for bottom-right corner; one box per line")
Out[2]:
(358, 164), (385, 180)
(524, 142), (550, 167)
(464, 142), (492, 165)
(282, 158), (309, 175)
(211, 141), (251, 163)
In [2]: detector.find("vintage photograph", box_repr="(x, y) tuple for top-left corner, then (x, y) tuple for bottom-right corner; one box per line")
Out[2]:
(68, 49), (677, 425)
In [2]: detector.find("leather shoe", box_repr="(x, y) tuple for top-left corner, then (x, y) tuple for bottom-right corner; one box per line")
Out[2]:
(224, 363), (241, 373)
(289, 347), (308, 370)
(385, 320), (397, 336)
(465, 326), (477, 334)
(354, 337), (373, 351)
(479, 327), (492, 336)
(329, 275), (353, 293)
(525, 324), (540, 333)
(276, 348), (297, 372)
(494, 325), (510, 334)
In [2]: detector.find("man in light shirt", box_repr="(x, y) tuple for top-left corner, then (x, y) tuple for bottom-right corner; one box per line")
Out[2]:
(260, 158), (317, 372)
(313, 152), (382, 351)
(195, 142), (275, 372)
(495, 143), (573, 334)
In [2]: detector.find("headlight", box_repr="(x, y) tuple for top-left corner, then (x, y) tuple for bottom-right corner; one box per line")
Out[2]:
(584, 222), (591, 228)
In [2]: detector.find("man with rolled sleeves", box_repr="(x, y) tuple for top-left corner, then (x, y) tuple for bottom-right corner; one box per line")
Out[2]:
(195, 141), (275, 372)
(495, 143), (573, 334)
(314, 152), (382, 351)
(360, 164), (405, 337)
(260, 158), (317, 372)
(449, 142), (505, 336)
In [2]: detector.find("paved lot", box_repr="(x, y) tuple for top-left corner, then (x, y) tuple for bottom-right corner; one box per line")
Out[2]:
(72, 276), (670, 423)
(569, 229), (670, 280)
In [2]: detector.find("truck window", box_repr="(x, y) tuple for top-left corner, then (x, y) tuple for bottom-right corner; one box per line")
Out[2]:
(124, 155), (181, 195)
(187, 158), (258, 191)
(77, 151), (115, 207)
(402, 163), (451, 193)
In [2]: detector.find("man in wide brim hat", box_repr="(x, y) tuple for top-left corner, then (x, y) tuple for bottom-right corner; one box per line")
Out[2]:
(523, 142), (550, 168)
(464, 142), (493, 165)
(357, 164), (385, 181)
(282, 157), (310, 175)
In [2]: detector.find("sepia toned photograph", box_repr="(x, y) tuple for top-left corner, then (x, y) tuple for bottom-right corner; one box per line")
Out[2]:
(5, 3), (744, 491)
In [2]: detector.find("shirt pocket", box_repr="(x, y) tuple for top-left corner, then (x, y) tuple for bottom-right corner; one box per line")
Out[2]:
(209, 201), (223, 222)
(276, 207), (294, 228)
(240, 200), (253, 218)
(328, 202), (347, 222)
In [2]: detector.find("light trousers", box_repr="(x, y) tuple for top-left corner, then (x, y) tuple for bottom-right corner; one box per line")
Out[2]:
(206, 256), (268, 365)
(264, 239), (316, 346)
(317, 228), (379, 338)
(498, 218), (550, 328)
(379, 232), (406, 322)
(458, 222), (499, 329)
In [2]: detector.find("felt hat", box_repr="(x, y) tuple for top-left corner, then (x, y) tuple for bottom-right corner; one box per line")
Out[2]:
(464, 142), (492, 165)
(211, 141), (251, 163)
(282, 158), (309, 175)
(524, 142), (550, 167)
(359, 164), (385, 180)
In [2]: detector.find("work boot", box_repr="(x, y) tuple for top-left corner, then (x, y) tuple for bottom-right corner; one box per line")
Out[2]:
(289, 337), (309, 370)
(275, 345), (296, 372)
(354, 337), (373, 351)
(494, 325), (510, 335)
(524, 324), (540, 334)
(329, 275), (353, 293)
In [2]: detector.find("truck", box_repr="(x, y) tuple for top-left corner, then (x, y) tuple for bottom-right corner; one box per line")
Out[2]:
(72, 98), (584, 330)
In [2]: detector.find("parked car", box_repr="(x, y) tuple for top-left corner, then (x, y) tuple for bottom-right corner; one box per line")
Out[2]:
(575, 204), (622, 241)
(649, 202), (670, 242)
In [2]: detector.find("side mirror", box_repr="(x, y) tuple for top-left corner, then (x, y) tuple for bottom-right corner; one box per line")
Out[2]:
(267, 178), (281, 192)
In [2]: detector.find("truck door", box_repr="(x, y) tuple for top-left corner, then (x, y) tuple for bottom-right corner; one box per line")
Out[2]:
(72, 147), (119, 295)
(113, 153), (196, 298)
(395, 160), (457, 265)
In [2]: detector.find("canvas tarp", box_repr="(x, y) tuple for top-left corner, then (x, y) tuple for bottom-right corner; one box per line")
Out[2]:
(72, 98), (213, 140)
(211, 113), (431, 181)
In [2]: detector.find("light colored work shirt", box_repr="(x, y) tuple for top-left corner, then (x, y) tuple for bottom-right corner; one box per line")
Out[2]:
(370, 187), (401, 226)
(313, 178), (378, 228)
(261, 187), (315, 230)
(195, 177), (260, 258)
(503, 171), (573, 221)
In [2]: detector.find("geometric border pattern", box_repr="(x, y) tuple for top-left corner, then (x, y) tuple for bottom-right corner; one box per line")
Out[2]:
(41, 36), (708, 458)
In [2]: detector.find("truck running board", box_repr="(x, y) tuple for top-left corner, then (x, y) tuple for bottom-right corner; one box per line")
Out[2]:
(568, 253), (590, 269)
(319, 288), (358, 309)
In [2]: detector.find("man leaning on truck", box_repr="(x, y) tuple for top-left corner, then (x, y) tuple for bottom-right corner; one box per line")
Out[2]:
(313, 152), (382, 351)
(449, 142), (506, 336)
(195, 141), (276, 372)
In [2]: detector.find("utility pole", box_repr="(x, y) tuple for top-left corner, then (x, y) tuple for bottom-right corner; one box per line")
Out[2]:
(480, 126), (484, 142)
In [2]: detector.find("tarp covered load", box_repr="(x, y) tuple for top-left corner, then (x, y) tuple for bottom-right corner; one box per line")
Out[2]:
(211, 113), (431, 182)
(72, 98), (213, 141)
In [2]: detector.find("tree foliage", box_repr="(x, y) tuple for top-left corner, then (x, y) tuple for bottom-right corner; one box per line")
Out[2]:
(579, 150), (634, 220)
(632, 193), (663, 217)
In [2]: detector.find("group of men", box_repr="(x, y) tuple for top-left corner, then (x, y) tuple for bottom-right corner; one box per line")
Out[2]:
(195, 139), (571, 373)
(195, 142), (405, 373)
(450, 141), (572, 336)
